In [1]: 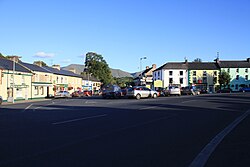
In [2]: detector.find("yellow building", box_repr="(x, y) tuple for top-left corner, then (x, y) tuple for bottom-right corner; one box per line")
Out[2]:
(0, 57), (32, 102)
(188, 62), (220, 92)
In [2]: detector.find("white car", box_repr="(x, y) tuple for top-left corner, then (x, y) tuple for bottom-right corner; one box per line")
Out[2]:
(165, 86), (181, 96)
(55, 91), (71, 98)
(0, 96), (2, 105)
(127, 86), (158, 100)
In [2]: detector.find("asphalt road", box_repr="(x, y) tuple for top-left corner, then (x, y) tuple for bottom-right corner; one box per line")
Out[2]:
(0, 93), (249, 167)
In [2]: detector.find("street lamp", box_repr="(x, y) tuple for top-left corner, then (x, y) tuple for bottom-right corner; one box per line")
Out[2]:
(140, 57), (147, 86)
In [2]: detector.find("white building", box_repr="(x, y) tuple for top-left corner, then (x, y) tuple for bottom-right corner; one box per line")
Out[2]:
(153, 62), (189, 88)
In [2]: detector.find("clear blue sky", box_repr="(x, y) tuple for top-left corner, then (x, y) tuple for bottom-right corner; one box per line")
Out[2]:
(1, 0), (250, 73)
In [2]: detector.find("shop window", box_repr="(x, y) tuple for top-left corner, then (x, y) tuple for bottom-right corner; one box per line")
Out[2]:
(235, 84), (239, 90)
(193, 77), (197, 83)
(246, 75), (248, 80)
(203, 77), (207, 83)
(180, 78), (183, 84)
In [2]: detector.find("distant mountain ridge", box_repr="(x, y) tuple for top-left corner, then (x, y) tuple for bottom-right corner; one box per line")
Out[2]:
(62, 64), (134, 78)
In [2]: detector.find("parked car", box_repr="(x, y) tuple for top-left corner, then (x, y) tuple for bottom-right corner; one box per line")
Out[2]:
(182, 86), (200, 95)
(0, 96), (2, 105)
(216, 88), (232, 93)
(71, 91), (84, 97)
(127, 86), (158, 100)
(55, 91), (71, 98)
(102, 84), (122, 99)
(165, 86), (181, 96)
(83, 90), (92, 96)
(239, 87), (250, 92)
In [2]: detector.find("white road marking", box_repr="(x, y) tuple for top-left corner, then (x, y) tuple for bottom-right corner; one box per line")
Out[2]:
(139, 105), (164, 110)
(52, 114), (107, 125)
(181, 100), (197, 103)
(22, 104), (33, 112)
(189, 109), (250, 167)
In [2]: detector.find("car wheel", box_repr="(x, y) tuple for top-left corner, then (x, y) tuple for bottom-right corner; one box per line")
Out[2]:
(153, 93), (157, 98)
(136, 94), (141, 100)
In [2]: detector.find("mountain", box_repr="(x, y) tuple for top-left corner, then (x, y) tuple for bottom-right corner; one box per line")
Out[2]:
(62, 64), (134, 78)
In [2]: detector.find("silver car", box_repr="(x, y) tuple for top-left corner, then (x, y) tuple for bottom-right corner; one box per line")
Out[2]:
(55, 91), (71, 98)
(127, 86), (158, 100)
(165, 86), (181, 96)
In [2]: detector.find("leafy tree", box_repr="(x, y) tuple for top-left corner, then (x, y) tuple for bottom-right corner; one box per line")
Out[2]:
(218, 70), (231, 89)
(193, 58), (202, 62)
(114, 77), (134, 87)
(84, 52), (113, 85)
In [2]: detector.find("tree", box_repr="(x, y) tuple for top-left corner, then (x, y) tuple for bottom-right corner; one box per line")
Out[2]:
(84, 52), (113, 85)
(0, 53), (5, 58)
(218, 70), (231, 89)
(114, 77), (134, 87)
(193, 58), (202, 62)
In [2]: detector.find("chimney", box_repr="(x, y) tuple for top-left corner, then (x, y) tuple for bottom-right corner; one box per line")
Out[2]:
(152, 64), (156, 69)
(33, 61), (43, 67)
(52, 64), (60, 70)
(69, 68), (76, 73)
(7, 56), (21, 62)
(247, 58), (250, 63)
(146, 66), (149, 69)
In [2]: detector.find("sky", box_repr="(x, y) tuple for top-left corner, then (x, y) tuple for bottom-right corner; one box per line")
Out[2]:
(1, 0), (250, 73)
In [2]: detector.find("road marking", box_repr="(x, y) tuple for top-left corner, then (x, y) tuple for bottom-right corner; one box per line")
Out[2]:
(139, 104), (164, 110)
(22, 104), (33, 112)
(189, 109), (250, 167)
(181, 100), (197, 103)
(52, 114), (107, 125)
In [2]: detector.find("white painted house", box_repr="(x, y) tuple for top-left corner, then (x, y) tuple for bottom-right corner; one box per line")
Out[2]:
(153, 61), (189, 88)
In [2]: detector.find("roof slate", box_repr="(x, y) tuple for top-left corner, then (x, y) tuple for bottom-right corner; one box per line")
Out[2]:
(42, 66), (82, 78)
(19, 62), (50, 73)
(188, 62), (219, 70)
(218, 60), (250, 68)
(0, 58), (31, 73)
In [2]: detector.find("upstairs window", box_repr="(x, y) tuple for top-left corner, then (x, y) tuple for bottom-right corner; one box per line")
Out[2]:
(169, 71), (173, 76)
(246, 75), (248, 80)
(203, 71), (207, 77)
(245, 69), (248, 73)
(227, 68), (230, 73)
(236, 75), (239, 80)
(193, 71), (196, 76)
(213, 71), (217, 76)
(179, 71), (183, 76)
(236, 68), (239, 73)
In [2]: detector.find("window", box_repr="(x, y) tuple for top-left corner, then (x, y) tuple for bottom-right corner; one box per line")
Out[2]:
(246, 69), (248, 73)
(193, 71), (196, 76)
(169, 71), (173, 76)
(180, 78), (183, 84)
(236, 75), (239, 80)
(203, 71), (207, 77)
(236, 68), (239, 73)
(193, 77), (197, 83)
(213, 71), (217, 76)
(235, 84), (239, 90)
(227, 68), (230, 73)
(179, 71), (183, 76)
(61, 77), (63, 83)
(35, 86), (39, 95)
(169, 78), (173, 84)
(246, 75), (248, 80)
(158, 71), (160, 76)
(40, 87), (44, 95)
(203, 77), (207, 83)
(22, 76), (25, 84)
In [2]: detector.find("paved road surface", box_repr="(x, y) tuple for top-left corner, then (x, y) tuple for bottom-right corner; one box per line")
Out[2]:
(0, 93), (249, 167)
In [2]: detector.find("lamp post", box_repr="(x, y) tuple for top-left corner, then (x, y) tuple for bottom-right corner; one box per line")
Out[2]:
(140, 57), (147, 85)
(12, 57), (16, 103)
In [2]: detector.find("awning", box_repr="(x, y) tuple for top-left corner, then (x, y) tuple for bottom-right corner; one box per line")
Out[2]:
(32, 82), (53, 87)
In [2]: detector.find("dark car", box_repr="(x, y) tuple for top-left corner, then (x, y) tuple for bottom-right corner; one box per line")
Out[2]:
(216, 88), (232, 93)
(239, 87), (250, 92)
(182, 86), (200, 95)
(0, 96), (2, 105)
(102, 84), (122, 99)
(71, 91), (84, 97)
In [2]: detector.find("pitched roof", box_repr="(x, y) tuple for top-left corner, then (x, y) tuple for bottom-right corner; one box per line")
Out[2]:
(19, 62), (51, 73)
(154, 62), (188, 71)
(188, 62), (219, 70)
(42, 66), (82, 78)
(0, 57), (31, 73)
(218, 60), (250, 68)
(82, 75), (100, 82)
